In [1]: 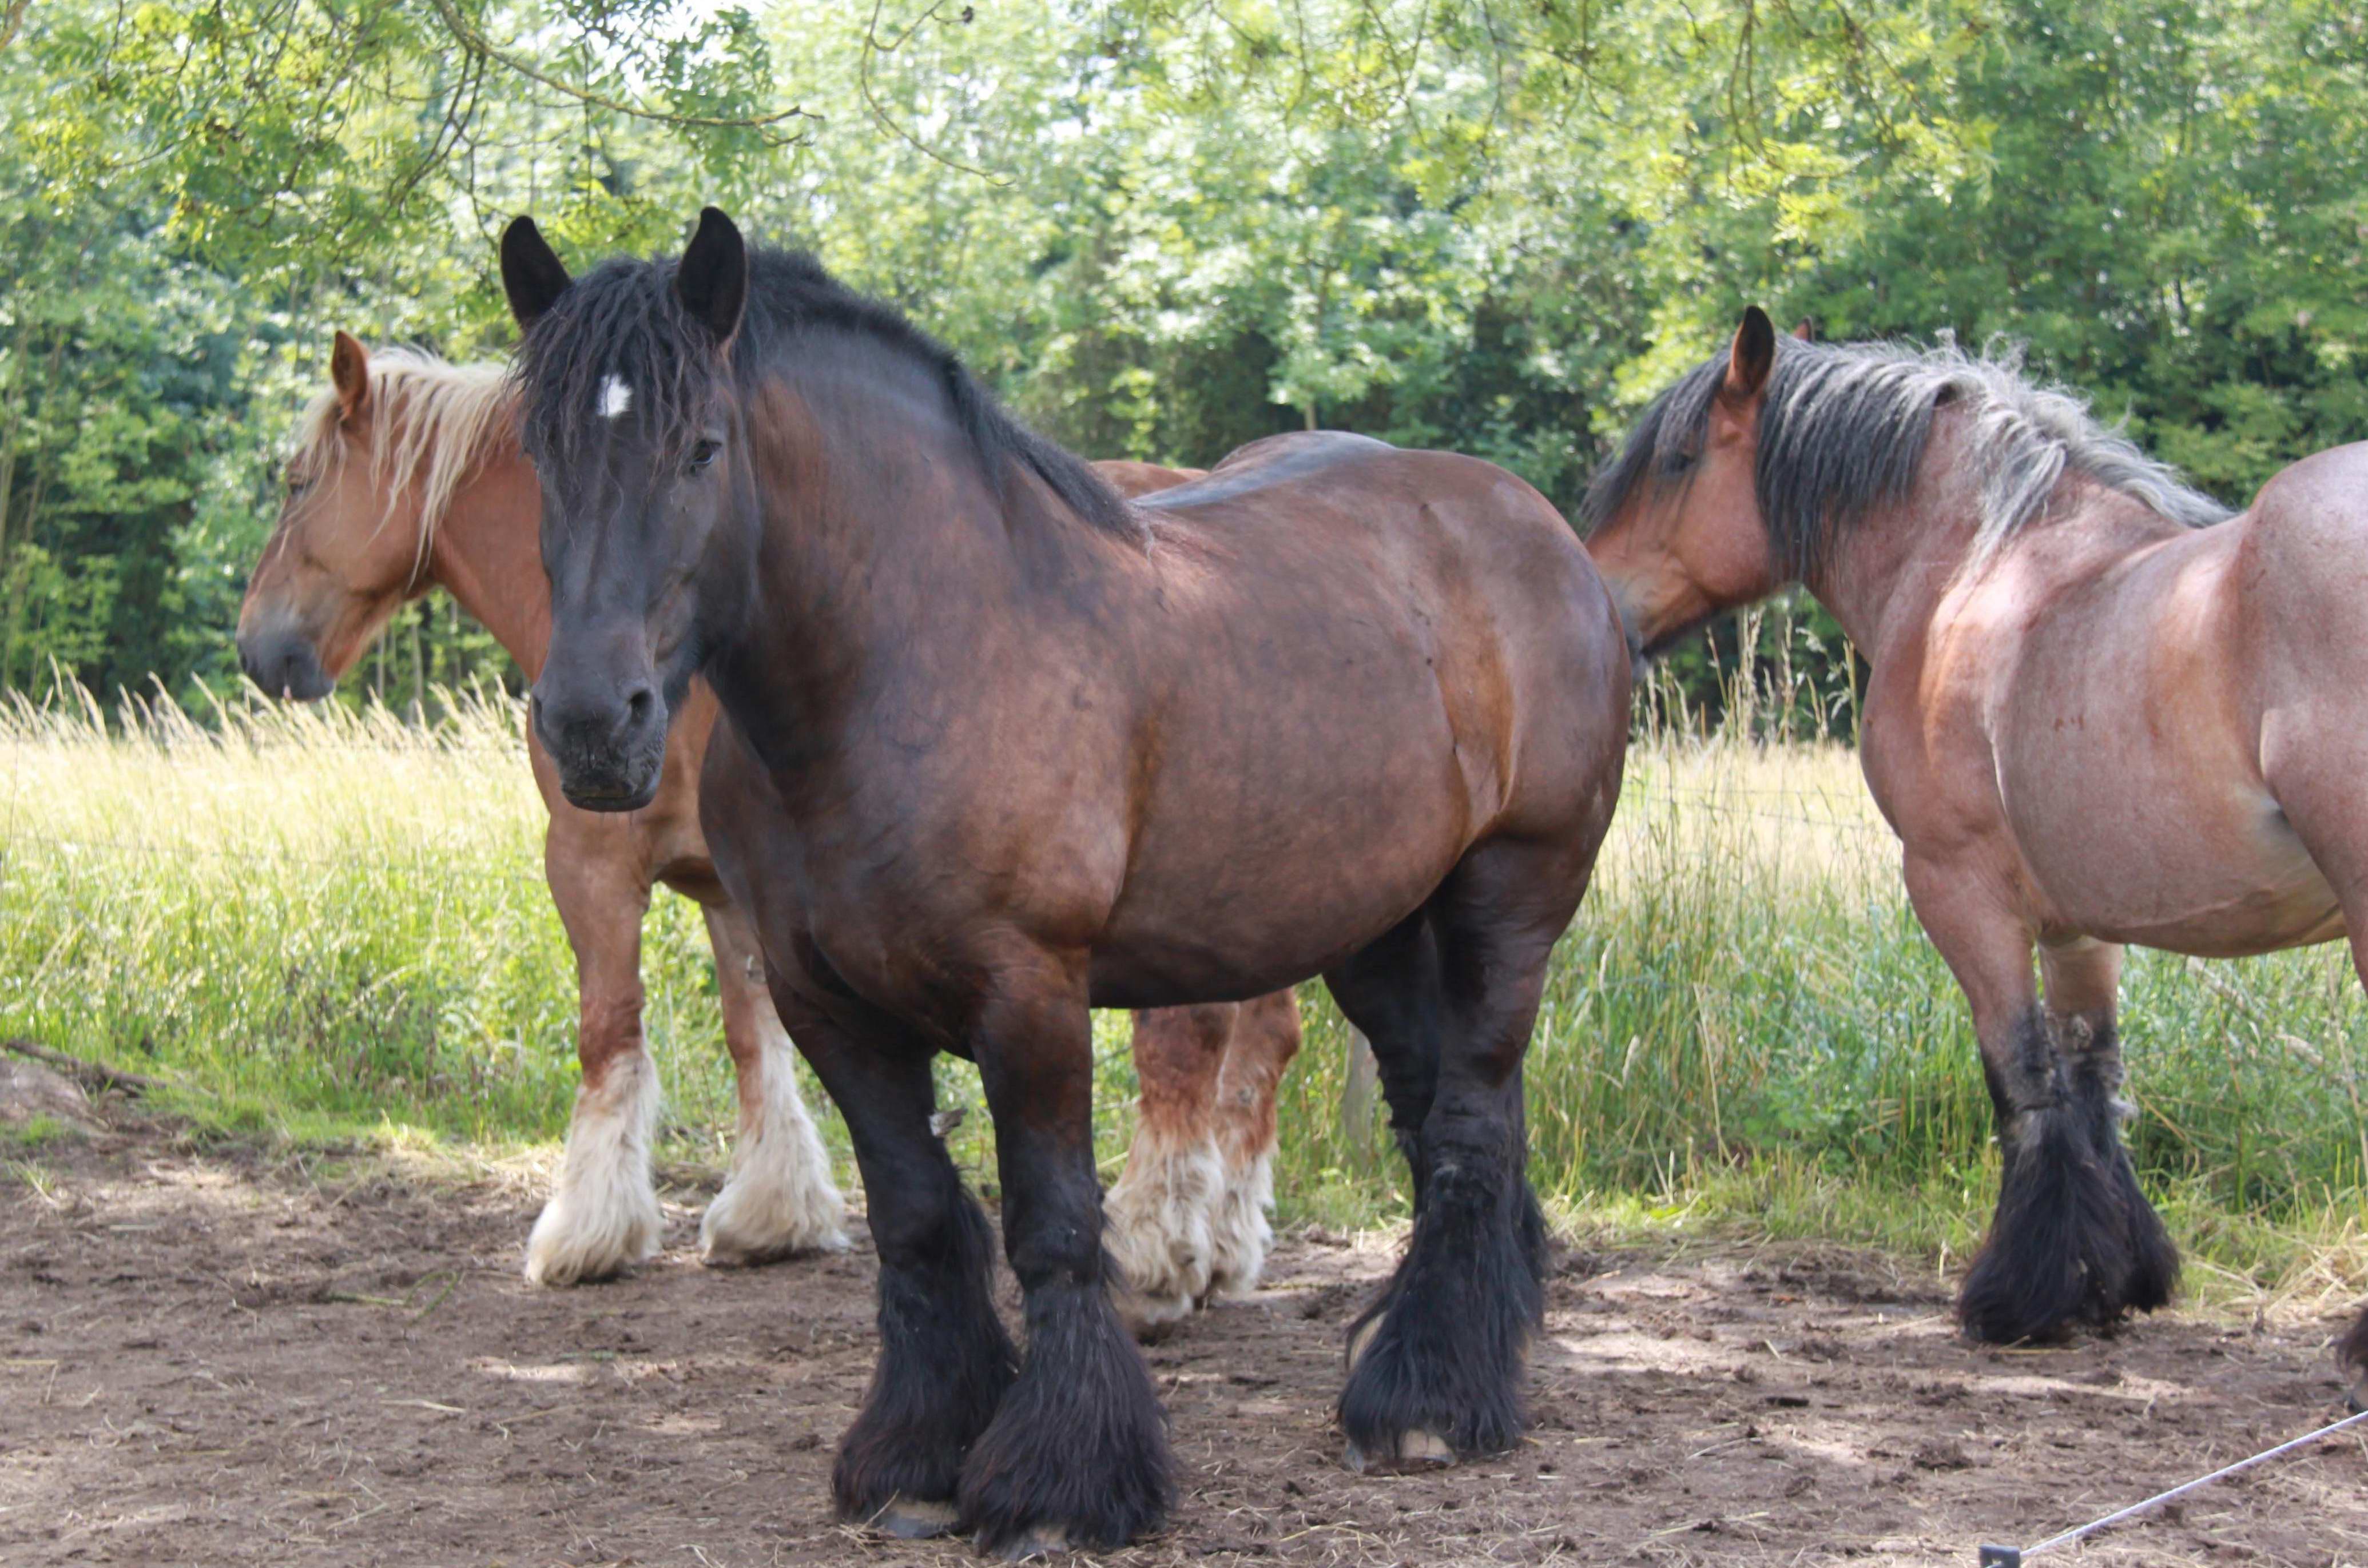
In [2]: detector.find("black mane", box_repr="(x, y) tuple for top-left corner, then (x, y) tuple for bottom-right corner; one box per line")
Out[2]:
(515, 244), (1141, 540)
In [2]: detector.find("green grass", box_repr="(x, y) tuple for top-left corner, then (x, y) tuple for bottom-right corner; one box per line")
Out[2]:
(4, 682), (2366, 1310)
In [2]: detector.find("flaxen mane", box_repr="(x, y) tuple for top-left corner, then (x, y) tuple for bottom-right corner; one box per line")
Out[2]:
(514, 245), (1141, 541)
(287, 349), (516, 576)
(1580, 336), (2231, 575)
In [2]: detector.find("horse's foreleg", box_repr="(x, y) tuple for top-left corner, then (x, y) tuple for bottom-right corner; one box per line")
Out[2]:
(1105, 1004), (1231, 1335)
(787, 994), (1013, 1539)
(1206, 988), (1303, 1299)
(1330, 850), (1565, 1473)
(525, 821), (663, 1286)
(1324, 908), (1445, 1202)
(697, 903), (847, 1265)
(959, 976), (1172, 1554)
(1908, 858), (2130, 1343)
(2041, 936), (2178, 1315)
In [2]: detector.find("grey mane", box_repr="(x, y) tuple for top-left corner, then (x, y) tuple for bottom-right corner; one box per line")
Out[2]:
(1582, 335), (2232, 575)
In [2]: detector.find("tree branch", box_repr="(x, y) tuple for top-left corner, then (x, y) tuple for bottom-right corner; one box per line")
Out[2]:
(422, 0), (815, 141)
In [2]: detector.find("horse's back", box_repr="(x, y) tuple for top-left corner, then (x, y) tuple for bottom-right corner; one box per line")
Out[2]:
(1144, 432), (1600, 600)
(1093, 459), (1207, 499)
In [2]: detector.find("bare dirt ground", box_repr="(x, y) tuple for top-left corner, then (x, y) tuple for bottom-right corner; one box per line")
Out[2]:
(7, 1117), (2368, 1568)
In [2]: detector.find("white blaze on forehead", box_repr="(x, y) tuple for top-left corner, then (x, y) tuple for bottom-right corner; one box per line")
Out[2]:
(598, 375), (633, 420)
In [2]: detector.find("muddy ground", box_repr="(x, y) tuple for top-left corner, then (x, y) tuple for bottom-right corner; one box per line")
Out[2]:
(6, 1117), (2368, 1568)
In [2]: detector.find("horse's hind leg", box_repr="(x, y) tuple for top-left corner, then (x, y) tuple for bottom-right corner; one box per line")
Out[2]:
(1329, 842), (1575, 1470)
(1906, 857), (2135, 1343)
(781, 990), (1015, 1539)
(1206, 989), (1303, 1299)
(2332, 932), (2368, 1403)
(2041, 936), (2178, 1314)
(959, 973), (1172, 1553)
(525, 823), (664, 1286)
(1104, 1004), (1232, 1335)
(696, 902), (847, 1266)
(2255, 775), (2368, 1402)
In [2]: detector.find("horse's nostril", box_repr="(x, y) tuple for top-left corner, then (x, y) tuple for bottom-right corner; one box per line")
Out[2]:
(623, 685), (657, 727)
(241, 642), (288, 694)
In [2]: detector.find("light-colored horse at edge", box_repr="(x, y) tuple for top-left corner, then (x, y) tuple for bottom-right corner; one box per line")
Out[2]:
(235, 333), (1299, 1327)
(1584, 307), (2368, 1384)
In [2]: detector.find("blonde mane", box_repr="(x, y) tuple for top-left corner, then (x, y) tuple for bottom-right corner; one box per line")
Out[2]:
(286, 347), (518, 580)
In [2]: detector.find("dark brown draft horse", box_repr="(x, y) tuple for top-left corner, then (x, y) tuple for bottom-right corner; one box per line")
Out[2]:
(1587, 308), (2368, 1370)
(499, 208), (1629, 1553)
(236, 353), (1289, 1320)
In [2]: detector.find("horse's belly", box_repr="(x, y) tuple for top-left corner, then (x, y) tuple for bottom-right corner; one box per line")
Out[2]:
(1088, 778), (1472, 1007)
(1994, 543), (2347, 954)
(2020, 787), (2346, 956)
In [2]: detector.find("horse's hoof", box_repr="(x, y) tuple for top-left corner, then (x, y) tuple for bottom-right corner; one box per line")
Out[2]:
(868, 1497), (959, 1539)
(991, 1525), (1072, 1560)
(1344, 1428), (1455, 1474)
(1112, 1285), (1195, 1343)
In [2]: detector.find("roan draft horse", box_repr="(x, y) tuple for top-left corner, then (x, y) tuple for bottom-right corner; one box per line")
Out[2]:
(499, 208), (1629, 1553)
(1586, 308), (2368, 1373)
(235, 337), (1302, 1320)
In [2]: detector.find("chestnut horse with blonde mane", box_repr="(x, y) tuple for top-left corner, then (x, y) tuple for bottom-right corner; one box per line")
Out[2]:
(1586, 308), (2368, 1381)
(236, 336), (1301, 1321)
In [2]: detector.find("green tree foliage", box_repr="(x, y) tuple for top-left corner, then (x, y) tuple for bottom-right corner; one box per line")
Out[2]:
(0, 0), (2361, 716)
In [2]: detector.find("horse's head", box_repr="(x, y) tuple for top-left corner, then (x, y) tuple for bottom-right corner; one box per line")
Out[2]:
(1581, 307), (1791, 669)
(502, 208), (755, 812)
(237, 333), (432, 700)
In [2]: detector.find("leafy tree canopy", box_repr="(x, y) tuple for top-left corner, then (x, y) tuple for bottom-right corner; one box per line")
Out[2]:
(0, 0), (2360, 719)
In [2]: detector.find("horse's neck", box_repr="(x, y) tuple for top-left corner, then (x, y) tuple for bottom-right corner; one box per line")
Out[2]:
(422, 447), (554, 682)
(1803, 439), (2190, 664)
(713, 370), (1118, 767)
(1803, 504), (1963, 660)
(1799, 427), (1995, 662)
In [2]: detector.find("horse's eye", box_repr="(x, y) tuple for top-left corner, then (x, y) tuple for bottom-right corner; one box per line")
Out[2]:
(688, 439), (721, 474)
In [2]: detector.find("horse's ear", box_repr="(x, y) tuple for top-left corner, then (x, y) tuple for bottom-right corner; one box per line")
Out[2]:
(330, 331), (370, 423)
(500, 216), (572, 333)
(1791, 318), (1817, 343)
(675, 207), (747, 345)
(1724, 306), (1777, 400)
